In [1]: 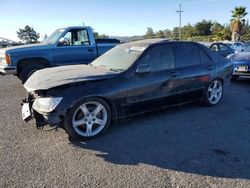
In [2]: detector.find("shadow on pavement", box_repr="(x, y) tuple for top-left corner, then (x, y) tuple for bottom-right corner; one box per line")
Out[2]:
(232, 78), (250, 86)
(68, 103), (250, 180)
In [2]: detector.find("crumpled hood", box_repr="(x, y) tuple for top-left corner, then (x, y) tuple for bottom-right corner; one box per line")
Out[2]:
(24, 64), (117, 92)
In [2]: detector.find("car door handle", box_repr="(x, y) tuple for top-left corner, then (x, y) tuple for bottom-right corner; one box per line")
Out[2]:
(207, 65), (215, 70)
(88, 48), (94, 52)
(171, 72), (180, 77)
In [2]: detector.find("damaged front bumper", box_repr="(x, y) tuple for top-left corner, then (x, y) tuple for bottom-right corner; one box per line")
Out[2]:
(22, 98), (61, 129)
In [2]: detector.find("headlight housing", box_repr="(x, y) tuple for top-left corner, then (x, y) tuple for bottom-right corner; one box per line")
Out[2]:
(32, 97), (63, 113)
(0, 53), (11, 65)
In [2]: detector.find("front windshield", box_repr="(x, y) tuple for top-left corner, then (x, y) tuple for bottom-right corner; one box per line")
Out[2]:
(43, 29), (65, 44)
(92, 43), (148, 71)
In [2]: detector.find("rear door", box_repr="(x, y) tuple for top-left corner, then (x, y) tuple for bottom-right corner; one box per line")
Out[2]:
(128, 43), (181, 115)
(54, 29), (97, 65)
(176, 43), (216, 103)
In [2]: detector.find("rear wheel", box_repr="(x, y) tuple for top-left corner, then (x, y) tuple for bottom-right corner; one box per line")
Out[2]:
(19, 64), (46, 84)
(204, 79), (223, 106)
(63, 98), (111, 140)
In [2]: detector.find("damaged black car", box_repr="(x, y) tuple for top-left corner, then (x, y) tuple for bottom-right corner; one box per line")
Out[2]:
(22, 39), (232, 140)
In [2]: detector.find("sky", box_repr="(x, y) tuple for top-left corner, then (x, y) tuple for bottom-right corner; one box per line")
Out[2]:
(0, 0), (249, 41)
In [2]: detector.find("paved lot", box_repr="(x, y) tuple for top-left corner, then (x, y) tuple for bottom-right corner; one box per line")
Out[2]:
(0, 75), (250, 188)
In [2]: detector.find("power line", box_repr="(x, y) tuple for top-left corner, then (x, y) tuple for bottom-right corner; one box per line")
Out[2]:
(176, 4), (184, 40)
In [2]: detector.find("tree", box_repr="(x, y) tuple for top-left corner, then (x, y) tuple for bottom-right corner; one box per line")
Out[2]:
(164, 29), (171, 38)
(17, 25), (40, 44)
(145, 27), (155, 39)
(195, 20), (212, 36)
(241, 20), (250, 41)
(211, 22), (225, 41)
(99, 34), (109, 39)
(181, 24), (196, 40)
(170, 27), (179, 40)
(93, 32), (99, 38)
(230, 6), (248, 42)
(155, 30), (165, 38)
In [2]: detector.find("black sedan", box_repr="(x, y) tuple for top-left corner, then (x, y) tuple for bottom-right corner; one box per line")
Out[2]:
(231, 52), (250, 80)
(209, 42), (235, 57)
(22, 39), (232, 140)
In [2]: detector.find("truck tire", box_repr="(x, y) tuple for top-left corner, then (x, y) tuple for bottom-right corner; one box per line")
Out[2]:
(19, 64), (46, 84)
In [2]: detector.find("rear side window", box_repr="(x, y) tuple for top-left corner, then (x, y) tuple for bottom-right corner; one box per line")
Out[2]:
(177, 43), (200, 67)
(198, 47), (213, 64)
(140, 44), (175, 71)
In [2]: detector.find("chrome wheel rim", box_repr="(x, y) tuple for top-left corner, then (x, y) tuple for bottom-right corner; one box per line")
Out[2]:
(72, 101), (107, 137)
(208, 80), (223, 104)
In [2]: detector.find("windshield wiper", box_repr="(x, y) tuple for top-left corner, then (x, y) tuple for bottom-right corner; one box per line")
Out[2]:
(95, 64), (124, 72)
(109, 68), (124, 72)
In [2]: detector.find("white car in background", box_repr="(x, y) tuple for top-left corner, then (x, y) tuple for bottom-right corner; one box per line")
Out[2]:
(231, 42), (245, 53)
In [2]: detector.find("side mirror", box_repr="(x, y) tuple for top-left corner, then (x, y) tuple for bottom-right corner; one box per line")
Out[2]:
(57, 37), (68, 46)
(136, 64), (151, 74)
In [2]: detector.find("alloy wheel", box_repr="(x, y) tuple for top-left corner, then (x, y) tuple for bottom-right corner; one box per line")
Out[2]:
(207, 80), (223, 105)
(72, 101), (108, 137)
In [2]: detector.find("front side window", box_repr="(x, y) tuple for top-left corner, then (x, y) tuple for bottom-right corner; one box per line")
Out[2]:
(140, 45), (175, 72)
(177, 43), (200, 67)
(62, 29), (90, 46)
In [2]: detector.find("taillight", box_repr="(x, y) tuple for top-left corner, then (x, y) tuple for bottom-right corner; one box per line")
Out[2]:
(5, 54), (11, 65)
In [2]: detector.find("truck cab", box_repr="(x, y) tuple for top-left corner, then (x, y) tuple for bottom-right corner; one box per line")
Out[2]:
(0, 26), (119, 83)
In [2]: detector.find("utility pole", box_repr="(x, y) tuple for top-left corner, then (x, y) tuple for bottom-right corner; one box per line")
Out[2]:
(176, 4), (184, 40)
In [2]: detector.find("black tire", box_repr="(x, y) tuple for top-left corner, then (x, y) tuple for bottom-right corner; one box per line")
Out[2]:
(19, 64), (45, 84)
(231, 75), (239, 81)
(203, 79), (223, 106)
(63, 97), (111, 140)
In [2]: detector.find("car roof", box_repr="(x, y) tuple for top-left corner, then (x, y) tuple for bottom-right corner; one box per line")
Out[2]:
(127, 39), (202, 47)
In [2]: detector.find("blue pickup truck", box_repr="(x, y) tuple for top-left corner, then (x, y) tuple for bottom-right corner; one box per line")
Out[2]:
(0, 26), (119, 83)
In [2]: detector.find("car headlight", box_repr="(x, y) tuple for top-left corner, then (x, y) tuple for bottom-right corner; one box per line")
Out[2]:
(32, 97), (63, 113)
(0, 53), (11, 65)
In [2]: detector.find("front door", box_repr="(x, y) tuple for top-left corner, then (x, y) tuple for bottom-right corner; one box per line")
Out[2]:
(128, 43), (181, 115)
(54, 29), (97, 65)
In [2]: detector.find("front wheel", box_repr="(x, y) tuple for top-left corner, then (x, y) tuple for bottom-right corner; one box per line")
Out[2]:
(63, 98), (111, 140)
(204, 79), (223, 106)
(19, 64), (45, 84)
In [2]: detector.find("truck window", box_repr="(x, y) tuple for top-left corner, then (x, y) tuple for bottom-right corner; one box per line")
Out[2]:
(63, 29), (90, 46)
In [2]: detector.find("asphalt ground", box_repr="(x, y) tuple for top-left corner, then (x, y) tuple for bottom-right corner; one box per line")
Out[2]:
(0, 75), (250, 188)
